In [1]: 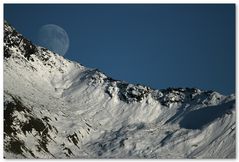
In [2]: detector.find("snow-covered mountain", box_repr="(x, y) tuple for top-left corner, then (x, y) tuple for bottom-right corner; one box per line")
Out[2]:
(4, 20), (236, 159)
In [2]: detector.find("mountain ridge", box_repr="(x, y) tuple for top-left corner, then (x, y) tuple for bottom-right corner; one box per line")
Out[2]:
(4, 20), (236, 159)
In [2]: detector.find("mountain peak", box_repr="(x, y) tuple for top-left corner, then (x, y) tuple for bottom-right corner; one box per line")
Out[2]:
(4, 21), (235, 159)
(4, 20), (37, 60)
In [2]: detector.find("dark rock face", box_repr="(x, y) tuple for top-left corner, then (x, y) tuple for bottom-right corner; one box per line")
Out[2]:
(4, 21), (37, 60)
(4, 94), (57, 158)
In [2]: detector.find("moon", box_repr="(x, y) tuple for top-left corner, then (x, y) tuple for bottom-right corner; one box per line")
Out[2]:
(37, 24), (69, 56)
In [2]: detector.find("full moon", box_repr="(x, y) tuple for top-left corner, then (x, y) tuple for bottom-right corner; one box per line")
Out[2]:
(37, 24), (69, 56)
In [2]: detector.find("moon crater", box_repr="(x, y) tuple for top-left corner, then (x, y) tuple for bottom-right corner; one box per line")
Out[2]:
(38, 24), (69, 56)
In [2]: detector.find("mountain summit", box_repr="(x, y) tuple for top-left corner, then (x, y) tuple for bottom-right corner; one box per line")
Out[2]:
(4, 21), (235, 159)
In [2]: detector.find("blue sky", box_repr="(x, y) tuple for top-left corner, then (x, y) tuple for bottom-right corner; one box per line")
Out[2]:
(4, 4), (235, 95)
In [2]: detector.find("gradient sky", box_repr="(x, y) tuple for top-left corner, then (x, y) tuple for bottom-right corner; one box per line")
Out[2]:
(4, 4), (235, 95)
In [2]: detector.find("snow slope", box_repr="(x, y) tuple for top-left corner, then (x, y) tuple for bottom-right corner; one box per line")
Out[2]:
(3, 20), (236, 159)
